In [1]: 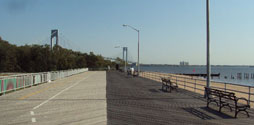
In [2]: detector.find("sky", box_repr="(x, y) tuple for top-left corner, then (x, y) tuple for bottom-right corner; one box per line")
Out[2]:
(0, 0), (254, 65)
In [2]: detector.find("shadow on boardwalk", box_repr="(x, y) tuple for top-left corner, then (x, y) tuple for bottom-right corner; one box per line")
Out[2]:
(106, 71), (254, 125)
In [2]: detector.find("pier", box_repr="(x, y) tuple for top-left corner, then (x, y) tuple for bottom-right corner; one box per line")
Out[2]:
(108, 71), (254, 124)
(179, 73), (220, 77)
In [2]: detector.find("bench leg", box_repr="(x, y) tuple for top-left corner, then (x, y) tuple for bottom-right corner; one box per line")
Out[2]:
(162, 84), (167, 92)
(207, 101), (210, 108)
(235, 109), (239, 118)
(228, 105), (232, 112)
(219, 103), (222, 112)
(175, 86), (178, 92)
(235, 109), (250, 118)
(220, 103), (232, 112)
(245, 110), (250, 117)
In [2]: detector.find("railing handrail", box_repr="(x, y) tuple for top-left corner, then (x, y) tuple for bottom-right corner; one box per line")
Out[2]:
(0, 68), (85, 79)
(0, 68), (88, 95)
(147, 71), (254, 88)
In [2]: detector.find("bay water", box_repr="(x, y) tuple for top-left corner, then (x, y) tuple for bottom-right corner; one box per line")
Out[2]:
(138, 65), (254, 86)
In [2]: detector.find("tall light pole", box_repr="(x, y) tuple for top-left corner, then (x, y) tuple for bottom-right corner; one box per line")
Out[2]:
(206, 0), (211, 96)
(123, 24), (140, 76)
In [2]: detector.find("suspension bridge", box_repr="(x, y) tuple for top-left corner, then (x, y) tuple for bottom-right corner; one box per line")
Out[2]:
(35, 29), (137, 65)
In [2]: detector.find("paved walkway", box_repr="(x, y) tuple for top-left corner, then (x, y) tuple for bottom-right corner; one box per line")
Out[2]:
(1, 71), (253, 125)
(106, 71), (254, 125)
(0, 71), (107, 125)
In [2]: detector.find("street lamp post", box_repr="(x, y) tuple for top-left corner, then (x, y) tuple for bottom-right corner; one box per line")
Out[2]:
(205, 0), (211, 97)
(123, 24), (140, 76)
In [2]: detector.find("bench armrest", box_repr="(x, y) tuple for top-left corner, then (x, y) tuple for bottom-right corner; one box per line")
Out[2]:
(171, 81), (178, 86)
(236, 97), (250, 106)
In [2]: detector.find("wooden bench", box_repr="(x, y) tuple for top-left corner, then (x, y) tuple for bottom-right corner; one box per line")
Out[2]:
(161, 77), (178, 92)
(205, 87), (250, 118)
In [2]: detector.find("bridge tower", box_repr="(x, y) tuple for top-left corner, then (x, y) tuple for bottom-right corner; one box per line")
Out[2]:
(50, 29), (59, 49)
(123, 47), (128, 63)
(122, 47), (128, 72)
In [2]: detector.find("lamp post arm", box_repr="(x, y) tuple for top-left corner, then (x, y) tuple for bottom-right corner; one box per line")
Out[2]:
(125, 25), (139, 32)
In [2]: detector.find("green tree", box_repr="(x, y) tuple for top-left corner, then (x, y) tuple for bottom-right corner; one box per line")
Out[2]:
(0, 36), (117, 72)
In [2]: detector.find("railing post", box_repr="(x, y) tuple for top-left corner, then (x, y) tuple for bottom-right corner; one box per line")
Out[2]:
(194, 79), (197, 92)
(155, 72), (157, 81)
(30, 75), (32, 87)
(176, 76), (178, 85)
(23, 76), (26, 89)
(14, 76), (17, 91)
(154, 72), (156, 81)
(224, 83), (226, 91)
(184, 78), (186, 89)
(157, 73), (159, 81)
(3, 79), (6, 94)
(155, 72), (156, 81)
(248, 86), (251, 104)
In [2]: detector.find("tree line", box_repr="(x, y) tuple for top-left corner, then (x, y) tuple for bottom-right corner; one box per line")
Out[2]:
(0, 36), (121, 72)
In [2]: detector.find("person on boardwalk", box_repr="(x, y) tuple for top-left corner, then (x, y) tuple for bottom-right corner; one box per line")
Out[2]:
(130, 67), (134, 75)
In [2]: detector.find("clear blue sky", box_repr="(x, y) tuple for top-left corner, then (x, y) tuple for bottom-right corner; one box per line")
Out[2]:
(0, 0), (254, 65)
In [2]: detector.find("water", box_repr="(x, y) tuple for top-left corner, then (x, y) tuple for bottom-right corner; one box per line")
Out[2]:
(137, 65), (254, 86)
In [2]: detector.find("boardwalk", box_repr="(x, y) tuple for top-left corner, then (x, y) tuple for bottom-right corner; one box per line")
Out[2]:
(107, 71), (254, 125)
(0, 71), (253, 124)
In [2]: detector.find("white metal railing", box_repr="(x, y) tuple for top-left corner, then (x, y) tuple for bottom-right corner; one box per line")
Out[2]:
(0, 68), (88, 95)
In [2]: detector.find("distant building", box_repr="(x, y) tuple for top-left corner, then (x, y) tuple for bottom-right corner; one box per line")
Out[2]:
(180, 61), (189, 66)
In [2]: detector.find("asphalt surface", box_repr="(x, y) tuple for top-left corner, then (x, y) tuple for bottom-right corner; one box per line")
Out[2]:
(106, 71), (254, 125)
(0, 71), (106, 125)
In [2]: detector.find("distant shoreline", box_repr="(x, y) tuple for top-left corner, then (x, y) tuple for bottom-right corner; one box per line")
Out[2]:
(140, 64), (254, 67)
